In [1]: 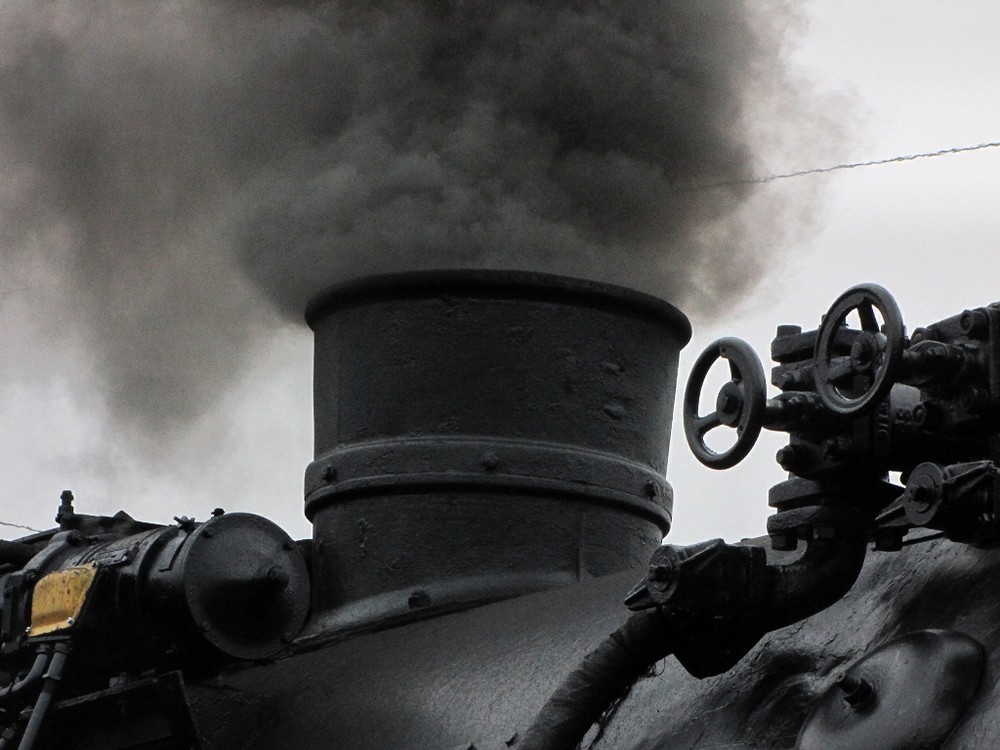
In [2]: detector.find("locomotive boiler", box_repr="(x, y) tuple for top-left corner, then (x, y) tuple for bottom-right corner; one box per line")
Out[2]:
(1, 269), (999, 749)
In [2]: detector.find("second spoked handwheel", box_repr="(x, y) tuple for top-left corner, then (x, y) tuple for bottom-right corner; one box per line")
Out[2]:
(683, 337), (767, 469)
(813, 283), (904, 417)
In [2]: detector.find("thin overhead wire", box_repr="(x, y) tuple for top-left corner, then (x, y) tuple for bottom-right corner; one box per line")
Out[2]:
(688, 140), (1000, 191)
(0, 519), (42, 533)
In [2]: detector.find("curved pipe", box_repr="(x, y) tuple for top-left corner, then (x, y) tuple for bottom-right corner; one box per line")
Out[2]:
(758, 534), (868, 632)
(0, 724), (17, 750)
(0, 648), (51, 706)
(17, 642), (70, 750)
(519, 533), (868, 750)
(518, 609), (672, 750)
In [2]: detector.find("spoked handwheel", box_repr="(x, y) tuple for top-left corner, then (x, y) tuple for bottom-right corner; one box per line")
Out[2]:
(814, 283), (904, 417)
(683, 337), (767, 469)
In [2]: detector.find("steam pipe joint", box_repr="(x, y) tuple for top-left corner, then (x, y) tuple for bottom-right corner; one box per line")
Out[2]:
(758, 533), (867, 632)
(626, 530), (867, 677)
(521, 530), (869, 749)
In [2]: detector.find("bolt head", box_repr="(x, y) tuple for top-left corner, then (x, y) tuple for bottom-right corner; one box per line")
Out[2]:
(812, 525), (837, 541)
(648, 563), (671, 582)
(775, 445), (803, 472)
(908, 484), (934, 512)
(960, 309), (988, 336)
(873, 529), (904, 552)
(850, 333), (877, 371)
(770, 533), (797, 552)
(776, 324), (802, 338)
(716, 382), (744, 425)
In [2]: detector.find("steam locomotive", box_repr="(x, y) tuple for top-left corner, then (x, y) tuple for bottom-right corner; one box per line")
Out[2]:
(1, 269), (998, 749)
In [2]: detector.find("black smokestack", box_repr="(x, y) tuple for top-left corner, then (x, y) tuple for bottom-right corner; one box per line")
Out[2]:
(302, 269), (692, 630)
(0, 1), (836, 449)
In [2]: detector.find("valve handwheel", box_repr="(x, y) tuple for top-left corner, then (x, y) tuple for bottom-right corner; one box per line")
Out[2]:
(814, 283), (904, 417)
(683, 337), (767, 469)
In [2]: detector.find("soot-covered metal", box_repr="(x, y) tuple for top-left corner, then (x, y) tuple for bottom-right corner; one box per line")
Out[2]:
(3, 270), (1000, 749)
(302, 271), (689, 634)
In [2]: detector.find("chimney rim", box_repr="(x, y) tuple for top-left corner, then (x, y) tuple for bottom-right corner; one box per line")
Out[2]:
(304, 268), (691, 344)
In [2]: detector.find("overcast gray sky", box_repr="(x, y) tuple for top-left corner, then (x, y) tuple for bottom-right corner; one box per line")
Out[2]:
(2, 2), (999, 544)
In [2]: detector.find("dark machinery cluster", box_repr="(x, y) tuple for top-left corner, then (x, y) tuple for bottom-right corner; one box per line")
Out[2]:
(1, 272), (1000, 749)
(683, 282), (1000, 551)
(0, 500), (309, 749)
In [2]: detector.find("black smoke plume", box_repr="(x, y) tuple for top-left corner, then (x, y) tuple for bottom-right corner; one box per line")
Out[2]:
(0, 0), (837, 442)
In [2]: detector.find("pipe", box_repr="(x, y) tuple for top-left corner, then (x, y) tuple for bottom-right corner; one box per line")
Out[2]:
(518, 610), (673, 750)
(0, 724), (18, 750)
(17, 642), (70, 750)
(758, 534), (868, 632)
(0, 648), (50, 705)
(519, 532), (868, 750)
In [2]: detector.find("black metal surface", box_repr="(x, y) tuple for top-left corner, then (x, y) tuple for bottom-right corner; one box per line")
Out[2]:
(59, 512), (309, 668)
(0, 509), (309, 693)
(796, 629), (984, 750)
(45, 671), (201, 749)
(0, 543), (37, 570)
(41, 671), (272, 750)
(303, 270), (690, 632)
(174, 537), (1000, 749)
(21, 530), (996, 750)
(10, 280), (1000, 749)
(586, 538), (1000, 749)
(217, 567), (641, 749)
